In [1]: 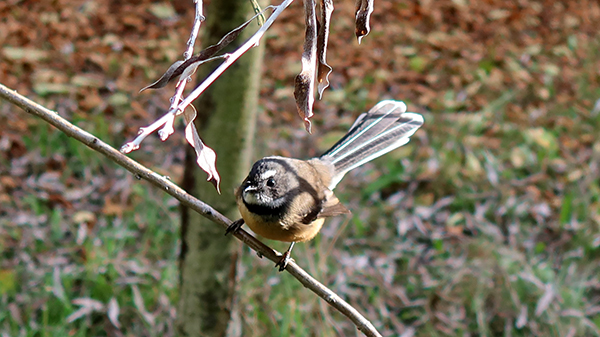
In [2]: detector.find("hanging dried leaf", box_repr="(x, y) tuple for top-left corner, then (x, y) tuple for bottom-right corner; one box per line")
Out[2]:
(140, 12), (260, 91)
(355, 0), (373, 44)
(182, 106), (221, 193)
(294, 0), (318, 133)
(316, 0), (333, 99)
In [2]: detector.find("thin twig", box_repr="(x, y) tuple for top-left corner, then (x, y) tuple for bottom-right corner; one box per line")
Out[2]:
(176, 0), (294, 113)
(161, 0), (204, 140)
(0, 83), (382, 337)
(185, 0), (205, 60)
(120, 0), (205, 154)
(121, 54), (227, 153)
(121, 0), (286, 154)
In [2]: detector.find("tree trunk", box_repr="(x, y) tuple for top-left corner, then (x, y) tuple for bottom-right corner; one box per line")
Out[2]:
(177, 0), (264, 335)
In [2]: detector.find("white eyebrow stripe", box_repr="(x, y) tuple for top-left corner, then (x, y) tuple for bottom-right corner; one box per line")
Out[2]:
(260, 169), (277, 180)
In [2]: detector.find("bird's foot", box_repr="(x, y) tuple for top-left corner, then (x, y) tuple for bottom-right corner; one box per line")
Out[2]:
(275, 250), (292, 272)
(225, 218), (244, 236)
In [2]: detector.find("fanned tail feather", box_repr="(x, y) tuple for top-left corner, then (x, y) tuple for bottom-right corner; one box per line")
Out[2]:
(320, 100), (424, 189)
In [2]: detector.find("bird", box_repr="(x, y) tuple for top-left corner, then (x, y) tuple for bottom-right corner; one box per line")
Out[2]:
(226, 100), (424, 271)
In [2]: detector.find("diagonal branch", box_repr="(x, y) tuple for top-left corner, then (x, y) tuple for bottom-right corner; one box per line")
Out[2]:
(0, 83), (382, 337)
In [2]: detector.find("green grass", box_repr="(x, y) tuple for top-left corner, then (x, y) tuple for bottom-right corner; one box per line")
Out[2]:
(0, 107), (181, 336)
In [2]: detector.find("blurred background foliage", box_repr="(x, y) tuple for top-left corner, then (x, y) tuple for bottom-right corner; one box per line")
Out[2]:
(1, 0), (599, 336)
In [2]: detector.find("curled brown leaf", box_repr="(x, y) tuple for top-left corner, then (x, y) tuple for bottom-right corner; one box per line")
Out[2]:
(294, 0), (318, 133)
(316, 0), (333, 99)
(140, 10), (264, 91)
(182, 107), (221, 193)
(139, 60), (185, 92)
(355, 0), (373, 44)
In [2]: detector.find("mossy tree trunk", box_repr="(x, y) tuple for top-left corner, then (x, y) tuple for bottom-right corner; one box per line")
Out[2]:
(177, 0), (264, 335)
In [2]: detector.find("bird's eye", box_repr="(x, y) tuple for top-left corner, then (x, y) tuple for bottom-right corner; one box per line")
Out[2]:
(266, 178), (276, 187)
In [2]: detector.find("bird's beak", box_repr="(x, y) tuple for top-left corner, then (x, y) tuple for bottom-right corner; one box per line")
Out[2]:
(242, 186), (260, 204)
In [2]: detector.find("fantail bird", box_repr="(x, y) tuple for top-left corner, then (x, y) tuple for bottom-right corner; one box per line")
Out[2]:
(226, 100), (424, 271)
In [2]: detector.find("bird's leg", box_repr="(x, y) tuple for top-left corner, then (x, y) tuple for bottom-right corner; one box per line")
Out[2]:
(225, 218), (245, 235)
(275, 242), (295, 272)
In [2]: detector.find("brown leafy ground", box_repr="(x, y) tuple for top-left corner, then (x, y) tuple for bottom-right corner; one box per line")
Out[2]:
(1, 0), (600, 336)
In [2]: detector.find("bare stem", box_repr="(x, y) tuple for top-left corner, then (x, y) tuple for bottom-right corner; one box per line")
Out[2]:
(121, 0), (288, 154)
(0, 83), (382, 337)
(176, 0), (294, 113)
(160, 0), (204, 141)
(121, 0), (204, 153)
(121, 55), (227, 153)
(185, 0), (205, 59)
